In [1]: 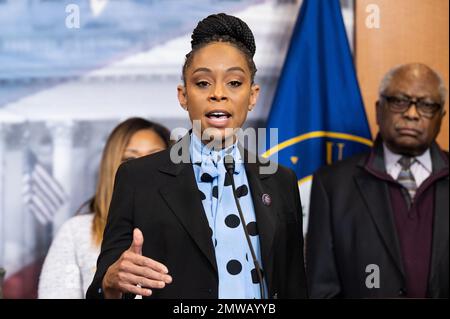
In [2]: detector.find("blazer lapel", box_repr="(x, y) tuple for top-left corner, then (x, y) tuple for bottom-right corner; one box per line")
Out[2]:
(158, 136), (218, 274)
(245, 157), (278, 293)
(355, 173), (405, 278)
(354, 137), (405, 278)
(354, 141), (405, 279)
(157, 137), (281, 289)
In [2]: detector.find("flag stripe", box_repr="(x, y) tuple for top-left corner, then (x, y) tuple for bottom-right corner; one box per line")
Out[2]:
(31, 196), (54, 220)
(31, 184), (59, 212)
(33, 165), (66, 200)
(23, 151), (67, 225)
(29, 201), (52, 224)
(31, 177), (63, 210)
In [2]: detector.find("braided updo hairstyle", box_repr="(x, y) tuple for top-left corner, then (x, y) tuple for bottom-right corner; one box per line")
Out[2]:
(182, 13), (257, 84)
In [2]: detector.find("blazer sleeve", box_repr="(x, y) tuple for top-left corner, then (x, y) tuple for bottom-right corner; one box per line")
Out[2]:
(286, 168), (309, 298)
(86, 163), (135, 299)
(305, 172), (341, 298)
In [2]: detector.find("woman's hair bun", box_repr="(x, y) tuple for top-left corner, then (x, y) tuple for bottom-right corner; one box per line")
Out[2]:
(191, 13), (256, 57)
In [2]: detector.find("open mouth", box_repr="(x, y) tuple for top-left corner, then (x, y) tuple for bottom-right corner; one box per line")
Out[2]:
(205, 110), (231, 119)
(204, 110), (232, 129)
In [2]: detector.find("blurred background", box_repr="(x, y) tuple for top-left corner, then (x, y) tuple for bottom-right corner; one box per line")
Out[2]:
(0, 0), (447, 298)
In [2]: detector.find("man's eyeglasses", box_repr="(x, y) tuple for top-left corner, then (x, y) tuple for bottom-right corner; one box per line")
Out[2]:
(381, 94), (442, 118)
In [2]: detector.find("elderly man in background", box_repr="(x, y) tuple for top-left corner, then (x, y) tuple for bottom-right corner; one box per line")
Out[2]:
(306, 63), (448, 298)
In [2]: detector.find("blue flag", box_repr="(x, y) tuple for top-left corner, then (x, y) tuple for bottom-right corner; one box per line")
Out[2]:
(264, 0), (372, 184)
(263, 0), (372, 229)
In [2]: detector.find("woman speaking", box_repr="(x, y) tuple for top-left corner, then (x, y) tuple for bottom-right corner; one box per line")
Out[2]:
(87, 13), (307, 299)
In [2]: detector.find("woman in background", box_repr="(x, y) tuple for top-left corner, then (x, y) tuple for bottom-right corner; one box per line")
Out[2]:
(38, 117), (171, 299)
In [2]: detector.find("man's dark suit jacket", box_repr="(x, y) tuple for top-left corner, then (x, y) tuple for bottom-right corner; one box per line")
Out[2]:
(86, 135), (307, 299)
(306, 137), (449, 298)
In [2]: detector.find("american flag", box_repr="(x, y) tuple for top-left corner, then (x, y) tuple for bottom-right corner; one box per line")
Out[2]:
(22, 151), (67, 225)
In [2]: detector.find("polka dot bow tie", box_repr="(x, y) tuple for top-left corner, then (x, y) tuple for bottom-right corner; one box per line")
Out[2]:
(197, 153), (221, 183)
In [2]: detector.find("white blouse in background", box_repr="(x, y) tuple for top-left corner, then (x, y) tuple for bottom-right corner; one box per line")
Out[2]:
(38, 214), (99, 299)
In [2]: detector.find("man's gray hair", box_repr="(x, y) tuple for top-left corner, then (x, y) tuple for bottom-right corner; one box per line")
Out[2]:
(378, 63), (448, 105)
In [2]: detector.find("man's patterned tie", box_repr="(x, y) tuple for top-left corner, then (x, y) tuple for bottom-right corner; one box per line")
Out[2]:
(397, 156), (417, 208)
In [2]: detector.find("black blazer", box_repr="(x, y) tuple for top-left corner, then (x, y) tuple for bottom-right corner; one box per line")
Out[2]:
(306, 138), (449, 298)
(87, 134), (307, 299)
